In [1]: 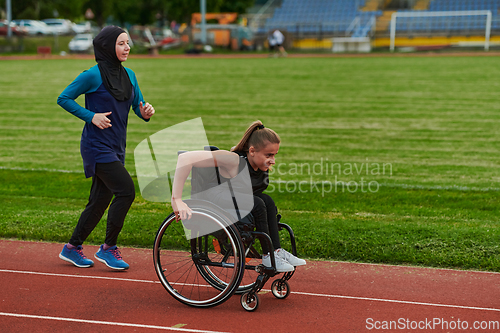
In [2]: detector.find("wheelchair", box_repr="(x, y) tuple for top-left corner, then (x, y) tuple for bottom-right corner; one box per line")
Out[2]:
(152, 147), (299, 311)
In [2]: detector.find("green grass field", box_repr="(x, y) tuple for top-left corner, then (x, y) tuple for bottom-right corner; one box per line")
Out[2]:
(0, 55), (499, 271)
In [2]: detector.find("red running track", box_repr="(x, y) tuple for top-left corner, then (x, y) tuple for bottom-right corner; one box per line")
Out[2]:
(0, 239), (499, 332)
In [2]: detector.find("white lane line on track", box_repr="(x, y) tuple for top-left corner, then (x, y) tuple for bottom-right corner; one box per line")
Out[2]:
(292, 291), (500, 313)
(334, 261), (500, 275)
(0, 268), (158, 284)
(2, 269), (499, 313)
(0, 269), (212, 288)
(0, 312), (228, 333)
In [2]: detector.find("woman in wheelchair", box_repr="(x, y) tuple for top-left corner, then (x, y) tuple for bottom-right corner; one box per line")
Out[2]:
(171, 120), (306, 272)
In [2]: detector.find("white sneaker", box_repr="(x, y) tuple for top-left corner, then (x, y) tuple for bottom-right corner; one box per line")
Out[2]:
(262, 253), (294, 272)
(275, 248), (306, 266)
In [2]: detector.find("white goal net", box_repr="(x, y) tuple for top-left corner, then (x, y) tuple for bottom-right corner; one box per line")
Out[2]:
(389, 10), (492, 51)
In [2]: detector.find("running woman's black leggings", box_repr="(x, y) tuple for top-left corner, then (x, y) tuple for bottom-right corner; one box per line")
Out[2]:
(69, 161), (135, 247)
(251, 192), (280, 254)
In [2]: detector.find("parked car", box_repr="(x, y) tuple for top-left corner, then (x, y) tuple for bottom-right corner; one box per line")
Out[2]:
(72, 21), (91, 34)
(0, 20), (27, 36)
(68, 34), (93, 53)
(42, 19), (73, 35)
(12, 20), (52, 35)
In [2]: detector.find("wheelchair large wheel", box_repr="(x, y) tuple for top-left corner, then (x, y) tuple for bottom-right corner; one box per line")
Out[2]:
(153, 205), (245, 308)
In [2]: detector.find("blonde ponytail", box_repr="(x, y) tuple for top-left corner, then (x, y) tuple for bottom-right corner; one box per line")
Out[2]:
(231, 120), (280, 152)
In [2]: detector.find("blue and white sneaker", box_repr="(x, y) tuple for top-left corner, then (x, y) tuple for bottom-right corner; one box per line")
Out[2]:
(94, 245), (129, 270)
(59, 244), (94, 268)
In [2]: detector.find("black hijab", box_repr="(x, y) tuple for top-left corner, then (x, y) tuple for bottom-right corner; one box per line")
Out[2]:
(93, 26), (133, 101)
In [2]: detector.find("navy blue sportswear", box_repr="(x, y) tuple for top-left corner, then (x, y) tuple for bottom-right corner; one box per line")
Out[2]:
(57, 65), (148, 178)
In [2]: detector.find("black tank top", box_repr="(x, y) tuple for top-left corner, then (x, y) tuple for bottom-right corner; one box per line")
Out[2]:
(234, 151), (269, 194)
(191, 151), (269, 197)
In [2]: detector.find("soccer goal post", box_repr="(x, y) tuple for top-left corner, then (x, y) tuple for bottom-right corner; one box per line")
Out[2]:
(389, 10), (492, 52)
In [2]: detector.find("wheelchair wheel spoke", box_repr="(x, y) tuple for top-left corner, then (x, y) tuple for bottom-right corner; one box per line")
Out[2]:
(153, 208), (244, 307)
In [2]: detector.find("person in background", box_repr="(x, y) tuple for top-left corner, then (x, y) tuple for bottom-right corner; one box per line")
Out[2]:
(57, 26), (155, 270)
(268, 29), (287, 57)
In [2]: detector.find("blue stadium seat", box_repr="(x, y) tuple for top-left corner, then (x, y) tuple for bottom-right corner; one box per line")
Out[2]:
(266, 0), (500, 36)
(263, 0), (380, 36)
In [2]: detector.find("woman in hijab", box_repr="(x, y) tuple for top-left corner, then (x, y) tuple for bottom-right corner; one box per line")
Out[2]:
(57, 26), (155, 270)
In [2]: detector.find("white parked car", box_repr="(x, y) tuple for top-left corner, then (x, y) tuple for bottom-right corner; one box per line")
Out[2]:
(0, 20), (28, 36)
(43, 19), (73, 35)
(72, 21), (91, 34)
(68, 34), (93, 53)
(12, 19), (53, 35)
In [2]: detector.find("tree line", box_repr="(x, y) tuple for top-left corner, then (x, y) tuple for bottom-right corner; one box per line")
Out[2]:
(3, 0), (255, 27)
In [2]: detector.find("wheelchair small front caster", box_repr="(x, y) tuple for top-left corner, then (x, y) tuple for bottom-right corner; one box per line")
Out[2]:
(271, 279), (290, 299)
(241, 292), (259, 311)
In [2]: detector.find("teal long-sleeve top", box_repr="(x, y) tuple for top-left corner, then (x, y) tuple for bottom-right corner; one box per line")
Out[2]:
(57, 64), (148, 178)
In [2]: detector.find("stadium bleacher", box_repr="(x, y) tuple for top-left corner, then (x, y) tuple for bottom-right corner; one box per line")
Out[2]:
(257, 0), (500, 50)
(261, 0), (500, 37)
(261, 0), (382, 37)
